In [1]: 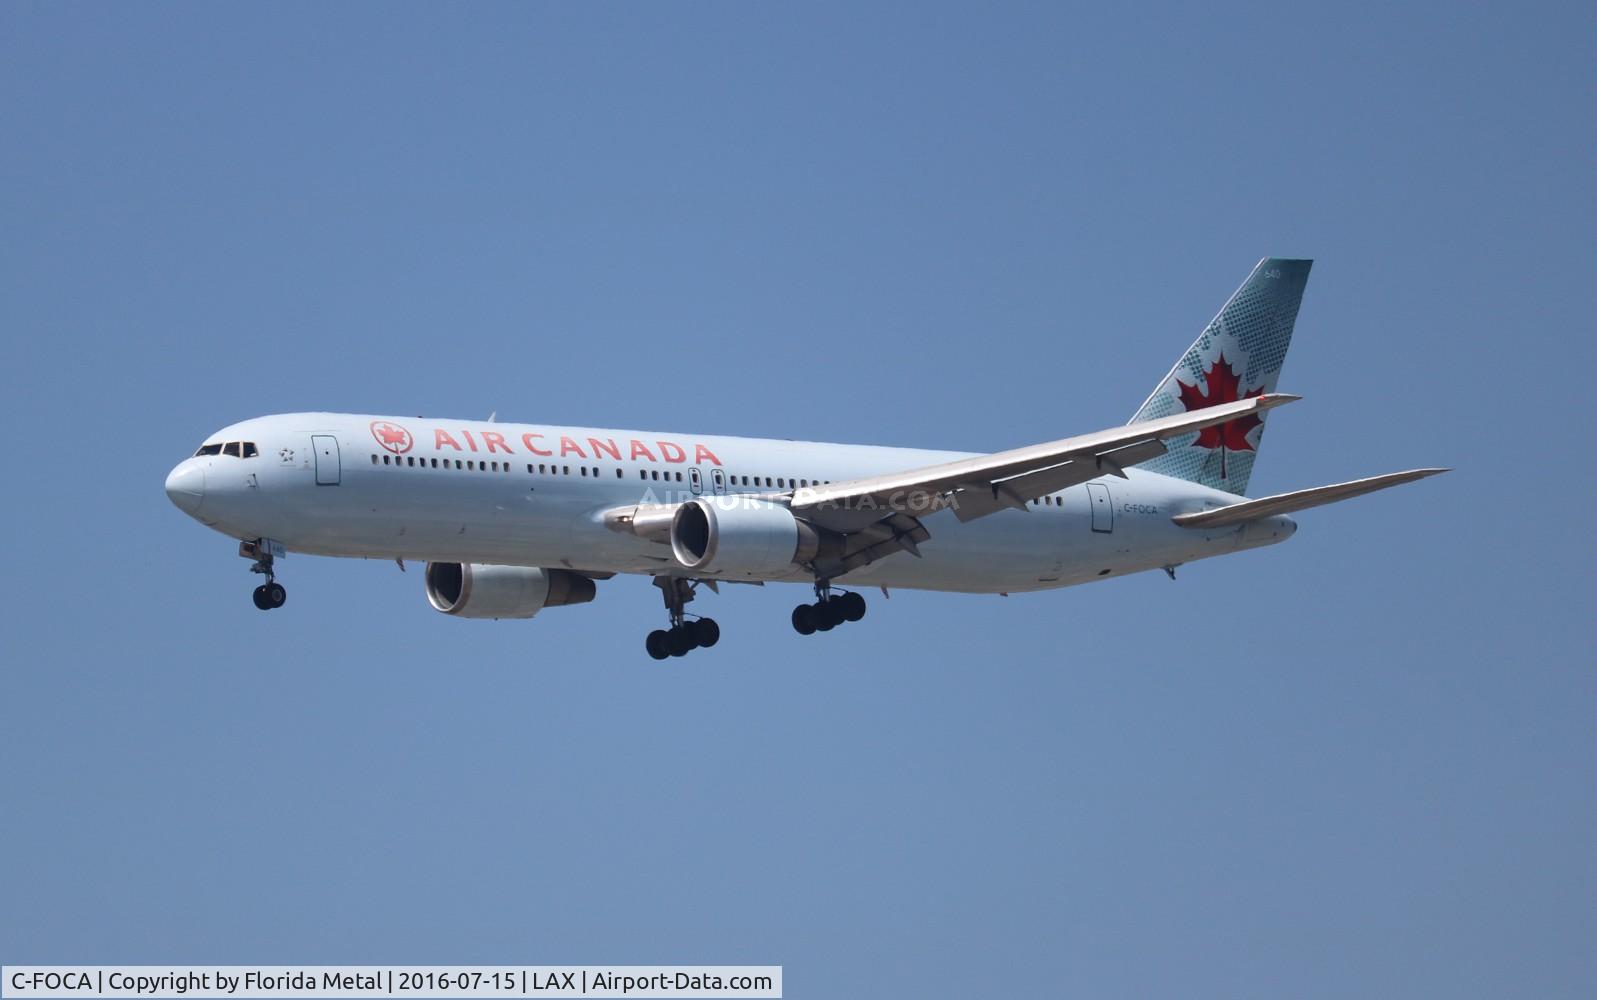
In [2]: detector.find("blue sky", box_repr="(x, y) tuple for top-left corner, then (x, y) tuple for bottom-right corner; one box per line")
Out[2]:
(2, 4), (1593, 996)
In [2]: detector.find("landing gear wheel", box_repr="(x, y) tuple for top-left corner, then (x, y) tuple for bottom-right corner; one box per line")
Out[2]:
(649, 576), (721, 659)
(666, 627), (694, 657)
(791, 604), (817, 635)
(840, 591), (866, 622)
(692, 618), (721, 648)
(244, 541), (285, 611)
(646, 630), (671, 660)
(813, 601), (839, 631)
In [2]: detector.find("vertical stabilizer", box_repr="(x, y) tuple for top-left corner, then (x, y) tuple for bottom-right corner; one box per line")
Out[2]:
(1130, 257), (1311, 495)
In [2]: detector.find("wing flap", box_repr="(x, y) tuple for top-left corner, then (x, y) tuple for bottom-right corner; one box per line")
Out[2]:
(947, 439), (1172, 523)
(1171, 468), (1450, 528)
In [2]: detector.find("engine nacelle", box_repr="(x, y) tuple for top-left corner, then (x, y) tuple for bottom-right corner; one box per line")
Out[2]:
(424, 563), (596, 619)
(670, 497), (830, 578)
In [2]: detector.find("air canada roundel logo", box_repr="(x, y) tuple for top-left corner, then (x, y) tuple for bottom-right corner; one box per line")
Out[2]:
(370, 420), (413, 455)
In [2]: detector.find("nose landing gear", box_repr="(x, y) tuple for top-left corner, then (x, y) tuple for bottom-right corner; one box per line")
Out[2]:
(791, 581), (865, 635)
(252, 581), (287, 610)
(646, 576), (720, 660)
(242, 539), (287, 611)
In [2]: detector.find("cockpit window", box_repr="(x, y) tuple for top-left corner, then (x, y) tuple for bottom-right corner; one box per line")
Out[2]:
(195, 441), (259, 458)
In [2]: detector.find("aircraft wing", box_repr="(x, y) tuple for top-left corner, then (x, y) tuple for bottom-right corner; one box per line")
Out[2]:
(791, 393), (1300, 533)
(1170, 468), (1450, 528)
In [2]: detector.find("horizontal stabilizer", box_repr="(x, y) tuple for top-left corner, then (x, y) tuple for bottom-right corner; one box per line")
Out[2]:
(1171, 468), (1450, 528)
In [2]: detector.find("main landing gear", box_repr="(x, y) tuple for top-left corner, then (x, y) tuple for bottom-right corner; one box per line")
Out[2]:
(791, 581), (865, 635)
(646, 576), (720, 660)
(242, 539), (287, 611)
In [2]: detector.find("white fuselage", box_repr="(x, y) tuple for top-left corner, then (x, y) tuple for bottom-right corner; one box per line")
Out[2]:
(165, 412), (1295, 594)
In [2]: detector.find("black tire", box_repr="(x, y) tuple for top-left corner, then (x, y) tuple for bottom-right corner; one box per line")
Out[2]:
(791, 604), (817, 635)
(813, 602), (837, 631)
(252, 585), (271, 610)
(841, 591), (866, 622)
(692, 618), (721, 648)
(646, 630), (670, 660)
(266, 582), (287, 608)
(667, 626), (694, 656)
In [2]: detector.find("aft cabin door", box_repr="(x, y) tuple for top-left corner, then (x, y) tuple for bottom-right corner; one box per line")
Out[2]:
(312, 435), (340, 485)
(1087, 482), (1113, 533)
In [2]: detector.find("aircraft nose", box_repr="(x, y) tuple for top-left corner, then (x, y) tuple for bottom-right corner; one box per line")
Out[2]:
(165, 462), (205, 515)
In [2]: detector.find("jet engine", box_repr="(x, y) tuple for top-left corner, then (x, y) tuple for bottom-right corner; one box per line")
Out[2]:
(670, 497), (836, 578)
(424, 563), (597, 619)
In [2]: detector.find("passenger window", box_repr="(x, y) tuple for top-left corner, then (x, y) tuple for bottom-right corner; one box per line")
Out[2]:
(431, 458), (438, 468)
(616, 468), (623, 478)
(407, 456), (415, 466)
(383, 455), (391, 465)
(371, 454), (378, 465)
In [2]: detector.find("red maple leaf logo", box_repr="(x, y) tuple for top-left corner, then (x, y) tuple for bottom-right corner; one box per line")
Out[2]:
(1174, 352), (1262, 479)
(370, 420), (413, 454)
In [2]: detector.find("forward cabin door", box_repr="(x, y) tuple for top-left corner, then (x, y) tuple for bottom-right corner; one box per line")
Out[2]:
(312, 435), (341, 485)
(1086, 482), (1113, 533)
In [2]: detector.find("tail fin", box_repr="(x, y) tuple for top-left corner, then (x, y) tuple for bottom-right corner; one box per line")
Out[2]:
(1130, 257), (1312, 495)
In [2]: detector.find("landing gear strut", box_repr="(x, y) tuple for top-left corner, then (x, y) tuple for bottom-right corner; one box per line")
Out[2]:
(791, 580), (865, 636)
(646, 576), (720, 660)
(242, 540), (287, 611)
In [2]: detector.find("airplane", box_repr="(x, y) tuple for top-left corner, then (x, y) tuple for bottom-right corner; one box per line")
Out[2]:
(164, 258), (1447, 659)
